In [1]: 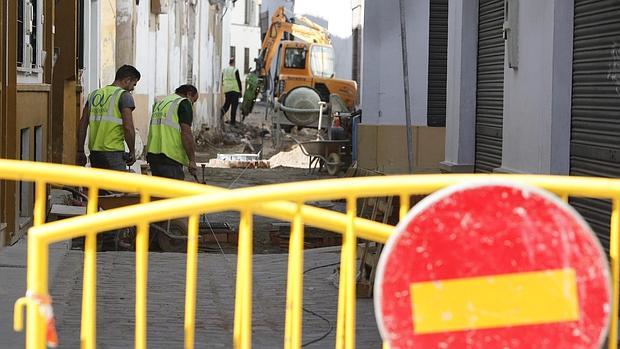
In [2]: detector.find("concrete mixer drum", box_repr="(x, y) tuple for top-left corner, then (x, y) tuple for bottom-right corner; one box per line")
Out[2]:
(280, 86), (322, 126)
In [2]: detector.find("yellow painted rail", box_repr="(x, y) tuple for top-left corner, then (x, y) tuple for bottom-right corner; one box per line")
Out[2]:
(2, 159), (618, 348)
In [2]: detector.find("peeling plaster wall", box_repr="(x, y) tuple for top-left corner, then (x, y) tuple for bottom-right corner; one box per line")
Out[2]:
(125, 0), (224, 140)
(101, 0), (116, 86)
(82, 0), (101, 94)
(194, 2), (222, 131)
(116, 0), (135, 66)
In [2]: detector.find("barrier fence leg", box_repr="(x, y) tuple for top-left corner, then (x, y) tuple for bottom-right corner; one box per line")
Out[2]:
(234, 209), (253, 348)
(609, 198), (620, 349)
(81, 186), (99, 349)
(284, 203), (304, 348)
(184, 214), (200, 349)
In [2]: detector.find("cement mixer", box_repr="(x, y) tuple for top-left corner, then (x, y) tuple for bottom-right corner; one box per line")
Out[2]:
(277, 86), (323, 126)
(271, 86), (350, 147)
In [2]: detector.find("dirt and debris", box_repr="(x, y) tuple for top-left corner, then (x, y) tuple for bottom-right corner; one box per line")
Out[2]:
(203, 158), (270, 169)
(195, 102), (318, 167)
(188, 102), (342, 254)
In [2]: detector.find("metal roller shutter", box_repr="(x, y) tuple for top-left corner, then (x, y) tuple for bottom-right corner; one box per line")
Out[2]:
(474, 0), (505, 173)
(427, 0), (448, 127)
(570, 0), (620, 252)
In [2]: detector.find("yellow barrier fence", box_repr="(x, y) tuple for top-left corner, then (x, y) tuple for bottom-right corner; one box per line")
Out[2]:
(3, 159), (619, 348)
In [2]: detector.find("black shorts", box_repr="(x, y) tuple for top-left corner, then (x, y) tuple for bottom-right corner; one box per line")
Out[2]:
(89, 151), (127, 171)
(147, 153), (185, 180)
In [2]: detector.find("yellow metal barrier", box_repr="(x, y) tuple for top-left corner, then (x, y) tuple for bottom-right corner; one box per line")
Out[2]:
(3, 159), (619, 348)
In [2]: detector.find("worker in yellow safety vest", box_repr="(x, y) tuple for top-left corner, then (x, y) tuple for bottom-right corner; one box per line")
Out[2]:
(146, 84), (199, 180)
(77, 65), (141, 170)
(221, 57), (243, 126)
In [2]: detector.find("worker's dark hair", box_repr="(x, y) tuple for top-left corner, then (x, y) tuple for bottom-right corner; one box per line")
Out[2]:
(175, 84), (198, 96)
(229, 57), (235, 64)
(114, 65), (141, 81)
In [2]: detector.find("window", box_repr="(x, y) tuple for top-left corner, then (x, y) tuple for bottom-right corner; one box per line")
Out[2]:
(352, 27), (361, 85)
(230, 46), (236, 64)
(244, 47), (250, 74)
(34, 126), (43, 162)
(244, 0), (251, 25)
(310, 45), (335, 78)
(17, 0), (42, 73)
(18, 1), (23, 67)
(19, 128), (31, 217)
(284, 47), (307, 69)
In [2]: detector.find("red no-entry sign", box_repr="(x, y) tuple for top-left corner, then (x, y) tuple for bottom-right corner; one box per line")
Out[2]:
(375, 182), (611, 349)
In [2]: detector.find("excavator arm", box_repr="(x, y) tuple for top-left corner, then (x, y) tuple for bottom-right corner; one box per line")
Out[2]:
(256, 6), (331, 78)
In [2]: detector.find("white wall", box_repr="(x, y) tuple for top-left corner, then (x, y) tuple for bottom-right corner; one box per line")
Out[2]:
(230, 24), (262, 81)
(131, 0), (223, 134)
(167, 5), (182, 93)
(361, 0), (429, 126)
(134, 2), (153, 97)
(231, 0), (247, 24)
(228, 0), (262, 82)
(500, 0), (573, 174)
(230, 0), (259, 25)
(441, 0), (478, 172)
(222, 1), (233, 66)
(198, 1), (216, 93)
(82, 0), (101, 93)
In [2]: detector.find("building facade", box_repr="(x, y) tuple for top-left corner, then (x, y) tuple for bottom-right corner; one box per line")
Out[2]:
(358, 0), (448, 174)
(360, 0), (619, 250)
(1, 0), (82, 245)
(224, 0), (261, 83)
(442, 0), (620, 249)
(86, 0), (226, 144)
(1, 0), (227, 246)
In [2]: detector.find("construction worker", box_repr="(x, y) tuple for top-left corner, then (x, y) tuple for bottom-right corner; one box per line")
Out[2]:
(77, 65), (141, 170)
(221, 57), (243, 126)
(146, 84), (199, 180)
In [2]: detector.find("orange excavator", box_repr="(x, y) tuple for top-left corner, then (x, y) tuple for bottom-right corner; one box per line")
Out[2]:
(243, 6), (358, 131)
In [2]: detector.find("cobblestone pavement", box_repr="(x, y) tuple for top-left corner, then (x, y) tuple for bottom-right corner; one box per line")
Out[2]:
(50, 247), (382, 348)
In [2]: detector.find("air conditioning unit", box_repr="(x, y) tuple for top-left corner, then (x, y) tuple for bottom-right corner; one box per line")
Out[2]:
(151, 0), (169, 14)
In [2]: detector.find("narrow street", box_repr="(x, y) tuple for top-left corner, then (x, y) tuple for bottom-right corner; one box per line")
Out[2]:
(2, 0), (620, 348)
(49, 248), (381, 348)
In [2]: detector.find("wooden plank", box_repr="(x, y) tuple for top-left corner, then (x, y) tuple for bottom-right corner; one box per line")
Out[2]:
(50, 204), (87, 217)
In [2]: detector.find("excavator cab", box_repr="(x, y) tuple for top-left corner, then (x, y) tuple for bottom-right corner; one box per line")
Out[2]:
(274, 41), (355, 110)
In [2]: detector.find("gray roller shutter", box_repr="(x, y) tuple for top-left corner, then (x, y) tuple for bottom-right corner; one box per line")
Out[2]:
(474, 0), (505, 173)
(570, 0), (620, 252)
(427, 0), (448, 127)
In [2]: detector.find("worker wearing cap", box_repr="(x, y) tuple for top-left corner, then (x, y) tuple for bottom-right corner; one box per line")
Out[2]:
(221, 57), (243, 126)
(147, 84), (199, 180)
(77, 64), (141, 170)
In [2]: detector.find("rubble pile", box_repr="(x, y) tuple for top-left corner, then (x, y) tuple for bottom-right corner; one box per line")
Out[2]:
(195, 123), (270, 150)
(205, 159), (270, 168)
(268, 145), (310, 168)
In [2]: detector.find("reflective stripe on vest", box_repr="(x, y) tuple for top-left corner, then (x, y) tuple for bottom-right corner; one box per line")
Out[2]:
(88, 86), (125, 152)
(147, 94), (189, 166)
(223, 67), (240, 93)
(89, 115), (123, 124)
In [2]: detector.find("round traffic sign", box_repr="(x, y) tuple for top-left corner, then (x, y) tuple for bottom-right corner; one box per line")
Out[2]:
(375, 181), (611, 348)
